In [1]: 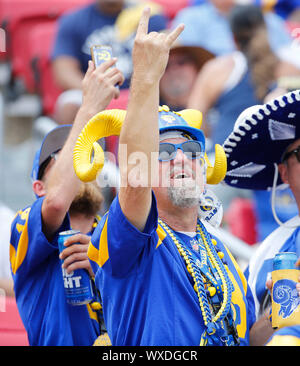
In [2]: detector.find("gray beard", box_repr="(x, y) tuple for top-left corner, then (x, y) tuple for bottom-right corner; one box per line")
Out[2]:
(167, 184), (202, 208)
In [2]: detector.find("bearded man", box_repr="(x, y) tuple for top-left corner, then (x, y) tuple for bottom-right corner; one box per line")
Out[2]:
(74, 8), (256, 346)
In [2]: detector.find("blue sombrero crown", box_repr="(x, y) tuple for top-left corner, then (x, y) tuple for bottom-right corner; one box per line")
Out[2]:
(223, 90), (300, 190)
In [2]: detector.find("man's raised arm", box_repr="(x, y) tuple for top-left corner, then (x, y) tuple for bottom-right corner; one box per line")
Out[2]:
(42, 59), (124, 238)
(118, 7), (184, 231)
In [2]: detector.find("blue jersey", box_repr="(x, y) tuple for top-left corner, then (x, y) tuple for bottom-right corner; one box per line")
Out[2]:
(89, 193), (256, 346)
(51, 3), (167, 89)
(10, 197), (100, 346)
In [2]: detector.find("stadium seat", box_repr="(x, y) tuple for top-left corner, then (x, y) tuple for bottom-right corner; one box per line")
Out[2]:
(0, 0), (89, 39)
(152, 0), (189, 19)
(28, 21), (63, 115)
(0, 0), (89, 78)
(0, 296), (29, 346)
(225, 197), (258, 245)
(12, 18), (58, 92)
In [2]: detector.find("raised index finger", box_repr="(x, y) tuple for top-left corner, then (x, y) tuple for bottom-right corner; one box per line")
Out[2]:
(136, 6), (151, 37)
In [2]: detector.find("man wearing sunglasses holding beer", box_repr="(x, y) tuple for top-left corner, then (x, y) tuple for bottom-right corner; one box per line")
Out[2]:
(81, 7), (256, 347)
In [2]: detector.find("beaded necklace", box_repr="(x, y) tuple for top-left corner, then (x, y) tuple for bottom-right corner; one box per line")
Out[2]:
(158, 218), (239, 346)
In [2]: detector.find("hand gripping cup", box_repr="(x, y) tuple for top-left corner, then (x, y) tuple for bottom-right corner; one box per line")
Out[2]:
(58, 230), (94, 306)
(271, 252), (300, 328)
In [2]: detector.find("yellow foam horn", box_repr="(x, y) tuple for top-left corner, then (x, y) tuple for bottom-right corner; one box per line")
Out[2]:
(73, 106), (227, 185)
(205, 144), (227, 185)
(73, 109), (126, 182)
(178, 109), (203, 129)
(178, 108), (227, 185)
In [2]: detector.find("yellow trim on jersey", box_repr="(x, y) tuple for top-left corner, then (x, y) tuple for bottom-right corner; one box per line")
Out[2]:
(88, 241), (99, 264)
(87, 216), (109, 268)
(267, 335), (300, 346)
(224, 246), (248, 294)
(156, 224), (167, 248)
(86, 303), (99, 322)
(88, 221), (168, 267)
(223, 246), (248, 338)
(10, 208), (31, 274)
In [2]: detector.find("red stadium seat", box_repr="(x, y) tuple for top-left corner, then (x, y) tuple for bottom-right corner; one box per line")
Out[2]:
(27, 21), (63, 114)
(0, 0), (90, 78)
(11, 18), (58, 92)
(225, 197), (258, 245)
(151, 0), (189, 19)
(0, 296), (29, 346)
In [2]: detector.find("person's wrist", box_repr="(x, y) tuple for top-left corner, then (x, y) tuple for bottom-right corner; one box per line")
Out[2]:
(77, 104), (101, 121)
(131, 68), (161, 87)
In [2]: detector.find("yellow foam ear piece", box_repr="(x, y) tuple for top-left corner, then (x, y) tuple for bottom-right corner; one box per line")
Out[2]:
(205, 144), (227, 185)
(178, 108), (226, 185)
(73, 109), (126, 182)
(178, 109), (203, 129)
(73, 106), (227, 185)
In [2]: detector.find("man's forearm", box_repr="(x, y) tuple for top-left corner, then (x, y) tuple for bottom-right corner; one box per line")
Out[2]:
(42, 106), (97, 235)
(119, 75), (160, 186)
(42, 59), (124, 236)
(52, 57), (84, 90)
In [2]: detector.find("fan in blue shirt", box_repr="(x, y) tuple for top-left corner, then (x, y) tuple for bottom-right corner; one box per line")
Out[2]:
(10, 57), (124, 345)
(73, 9), (257, 346)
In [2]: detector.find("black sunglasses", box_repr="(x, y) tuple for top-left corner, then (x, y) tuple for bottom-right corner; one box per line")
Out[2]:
(159, 141), (204, 161)
(282, 145), (300, 163)
(37, 151), (60, 180)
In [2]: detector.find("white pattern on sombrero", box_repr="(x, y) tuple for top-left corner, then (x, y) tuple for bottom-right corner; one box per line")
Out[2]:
(268, 119), (296, 141)
(223, 90), (300, 190)
(226, 162), (266, 178)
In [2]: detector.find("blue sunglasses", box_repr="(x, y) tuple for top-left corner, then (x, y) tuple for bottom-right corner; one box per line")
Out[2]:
(159, 140), (204, 162)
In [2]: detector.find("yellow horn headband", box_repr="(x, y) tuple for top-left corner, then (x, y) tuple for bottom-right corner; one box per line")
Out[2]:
(73, 108), (227, 184)
(73, 109), (126, 182)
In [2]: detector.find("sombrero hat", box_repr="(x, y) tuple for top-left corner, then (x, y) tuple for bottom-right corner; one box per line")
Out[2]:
(223, 89), (300, 190)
